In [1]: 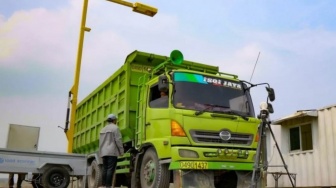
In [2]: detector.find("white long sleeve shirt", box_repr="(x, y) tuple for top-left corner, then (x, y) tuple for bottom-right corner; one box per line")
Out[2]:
(99, 123), (124, 157)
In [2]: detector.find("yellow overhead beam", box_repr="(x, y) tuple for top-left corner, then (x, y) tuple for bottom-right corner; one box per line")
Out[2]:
(106, 0), (158, 17)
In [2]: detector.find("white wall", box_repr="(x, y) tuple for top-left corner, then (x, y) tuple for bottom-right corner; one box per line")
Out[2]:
(266, 105), (336, 187)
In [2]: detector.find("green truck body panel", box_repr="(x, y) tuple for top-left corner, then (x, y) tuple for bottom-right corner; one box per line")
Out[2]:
(73, 50), (260, 174)
(73, 51), (220, 153)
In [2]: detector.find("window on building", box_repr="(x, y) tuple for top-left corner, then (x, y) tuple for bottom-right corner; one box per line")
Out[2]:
(289, 124), (313, 151)
(289, 127), (300, 150)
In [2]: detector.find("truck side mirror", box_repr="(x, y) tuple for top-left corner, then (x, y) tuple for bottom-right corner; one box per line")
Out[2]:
(158, 75), (169, 91)
(266, 87), (275, 102)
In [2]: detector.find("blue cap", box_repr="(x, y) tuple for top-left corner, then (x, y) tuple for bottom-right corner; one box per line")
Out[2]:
(107, 114), (117, 120)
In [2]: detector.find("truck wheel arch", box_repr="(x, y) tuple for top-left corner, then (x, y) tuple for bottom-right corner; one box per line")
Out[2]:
(87, 152), (102, 164)
(38, 163), (72, 173)
(141, 139), (171, 159)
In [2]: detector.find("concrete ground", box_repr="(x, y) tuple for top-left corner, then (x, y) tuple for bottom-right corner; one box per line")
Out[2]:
(0, 179), (129, 188)
(0, 181), (32, 188)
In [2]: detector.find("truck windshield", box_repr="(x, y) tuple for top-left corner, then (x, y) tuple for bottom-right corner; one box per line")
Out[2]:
(173, 72), (254, 116)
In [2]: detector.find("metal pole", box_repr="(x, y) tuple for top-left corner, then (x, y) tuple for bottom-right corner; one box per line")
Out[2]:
(251, 110), (270, 188)
(268, 124), (295, 187)
(250, 122), (264, 188)
(66, 0), (91, 153)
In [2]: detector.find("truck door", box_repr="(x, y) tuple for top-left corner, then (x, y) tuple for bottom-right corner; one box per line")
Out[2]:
(144, 80), (171, 140)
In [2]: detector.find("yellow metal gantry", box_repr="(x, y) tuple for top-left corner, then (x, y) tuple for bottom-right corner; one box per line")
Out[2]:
(65, 0), (157, 153)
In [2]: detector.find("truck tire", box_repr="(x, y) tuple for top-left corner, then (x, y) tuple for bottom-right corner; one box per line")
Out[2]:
(88, 160), (102, 188)
(131, 154), (142, 188)
(131, 169), (141, 188)
(42, 166), (70, 188)
(140, 148), (170, 188)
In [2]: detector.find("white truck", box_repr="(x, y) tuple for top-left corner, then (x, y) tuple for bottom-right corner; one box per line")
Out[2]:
(0, 124), (87, 188)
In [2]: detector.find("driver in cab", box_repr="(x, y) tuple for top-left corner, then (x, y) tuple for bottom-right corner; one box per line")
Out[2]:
(150, 91), (168, 108)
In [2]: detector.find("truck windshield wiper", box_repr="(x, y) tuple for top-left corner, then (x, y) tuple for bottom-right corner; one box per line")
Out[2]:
(194, 104), (229, 116)
(219, 110), (249, 121)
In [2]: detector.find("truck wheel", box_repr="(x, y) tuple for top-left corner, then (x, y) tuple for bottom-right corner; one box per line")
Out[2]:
(88, 160), (102, 188)
(42, 166), (70, 188)
(140, 148), (170, 188)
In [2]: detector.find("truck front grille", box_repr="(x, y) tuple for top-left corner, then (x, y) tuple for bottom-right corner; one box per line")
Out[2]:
(190, 130), (253, 145)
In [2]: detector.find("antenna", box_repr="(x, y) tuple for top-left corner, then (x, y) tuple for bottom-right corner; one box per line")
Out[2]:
(249, 52), (261, 82)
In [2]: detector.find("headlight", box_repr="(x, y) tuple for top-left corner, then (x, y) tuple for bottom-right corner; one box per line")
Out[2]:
(179, 149), (199, 158)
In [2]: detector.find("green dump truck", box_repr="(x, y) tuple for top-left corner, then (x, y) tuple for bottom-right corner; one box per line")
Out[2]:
(68, 50), (272, 187)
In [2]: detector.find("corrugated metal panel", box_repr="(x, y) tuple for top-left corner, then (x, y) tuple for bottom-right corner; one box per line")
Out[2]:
(319, 105), (336, 185)
(272, 110), (317, 125)
(267, 105), (336, 187)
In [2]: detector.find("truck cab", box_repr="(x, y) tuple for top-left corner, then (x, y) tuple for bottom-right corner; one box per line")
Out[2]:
(131, 53), (261, 187)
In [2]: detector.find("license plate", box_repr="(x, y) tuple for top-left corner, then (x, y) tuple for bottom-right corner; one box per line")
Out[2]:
(180, 161), (208, 169)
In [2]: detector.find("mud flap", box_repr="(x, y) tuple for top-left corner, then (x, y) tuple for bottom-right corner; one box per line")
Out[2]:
(173, 170), (262, 188)
(236, 171), (253, 188)
(236, 171), (264, 188)
(173, 170), (215, 188)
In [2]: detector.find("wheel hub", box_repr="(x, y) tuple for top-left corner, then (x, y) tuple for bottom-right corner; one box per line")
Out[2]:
(49, 173), (64, 186)
(143, 160), (155, 183)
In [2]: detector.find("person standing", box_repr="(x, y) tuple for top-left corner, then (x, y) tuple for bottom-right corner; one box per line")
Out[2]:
(99, 114), (124, 188)
(8, 173), (25, 188)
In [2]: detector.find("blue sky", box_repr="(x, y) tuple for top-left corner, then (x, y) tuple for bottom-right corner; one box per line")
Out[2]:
(1, 0), (336, 152)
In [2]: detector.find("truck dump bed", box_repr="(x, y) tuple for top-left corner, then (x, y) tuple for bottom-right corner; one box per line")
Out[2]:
(73, 50), (219, 154)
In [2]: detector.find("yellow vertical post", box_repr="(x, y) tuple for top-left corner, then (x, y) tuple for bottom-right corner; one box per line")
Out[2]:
(66, 0), (91, 153)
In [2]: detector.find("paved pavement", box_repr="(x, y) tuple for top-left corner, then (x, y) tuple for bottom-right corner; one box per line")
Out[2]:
(0, 180), (129, 188)
(0, 179), (171, 188)
(0, 181), (32, 188)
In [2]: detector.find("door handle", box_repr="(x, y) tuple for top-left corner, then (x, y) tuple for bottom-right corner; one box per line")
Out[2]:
(145, 122), (151, 126)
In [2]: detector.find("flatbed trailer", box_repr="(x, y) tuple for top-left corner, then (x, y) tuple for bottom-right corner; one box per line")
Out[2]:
(0, 148), (87, 188)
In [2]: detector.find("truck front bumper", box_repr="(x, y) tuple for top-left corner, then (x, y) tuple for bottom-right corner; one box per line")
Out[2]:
(169, 146), (256, 170)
